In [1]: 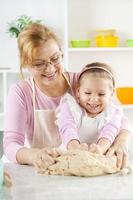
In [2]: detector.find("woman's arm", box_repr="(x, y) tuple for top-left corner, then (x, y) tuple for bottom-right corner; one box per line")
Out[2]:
(106, 129), (130, 169)
(3, 83), (28, 162)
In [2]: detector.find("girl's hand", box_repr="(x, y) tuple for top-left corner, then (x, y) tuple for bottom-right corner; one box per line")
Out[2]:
(89, 143), (103, 154)
(67, 140), (88, 151)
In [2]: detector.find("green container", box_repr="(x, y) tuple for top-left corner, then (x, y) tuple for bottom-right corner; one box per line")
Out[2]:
(71, 40), (91, 48)
(126, 39), (133, 47)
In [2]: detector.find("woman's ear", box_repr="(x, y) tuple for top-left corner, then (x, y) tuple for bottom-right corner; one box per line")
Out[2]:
(76, 87), (80, 103)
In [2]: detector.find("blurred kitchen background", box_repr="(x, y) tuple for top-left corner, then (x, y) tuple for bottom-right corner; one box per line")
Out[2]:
(0, 0), (133, 155)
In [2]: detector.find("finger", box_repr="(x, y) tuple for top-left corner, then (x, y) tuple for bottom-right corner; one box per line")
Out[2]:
(43, 147), (61, 158)
(80, 143), (88, 151)
(53, 148), (67, 156)
(116, 149), (123, 169)
(46, 155), (55, 165)
(34, 160), (46, 173)
(89, 143), (97, 153)
(121, 151), (129, 169)
(106, 147), (115, 158)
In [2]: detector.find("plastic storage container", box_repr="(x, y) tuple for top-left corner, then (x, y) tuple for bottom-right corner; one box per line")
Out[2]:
(126, 39), (133, 47)
(95, 36), (119, 47)
(96, 29), (116, 36)
(95, 29), (119, 47)
(70, 40), (91, 48)
(116, 87), (133, 104)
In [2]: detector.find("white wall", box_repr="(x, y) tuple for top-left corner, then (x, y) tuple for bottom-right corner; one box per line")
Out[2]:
(0, 0), (67, 69)
(68, 0), (133, 87)
(68, 0), (133, 45)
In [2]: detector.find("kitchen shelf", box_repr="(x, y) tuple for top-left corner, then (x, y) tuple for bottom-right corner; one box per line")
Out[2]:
(122, 105), (133, 109)
(68, 47), (133, 52)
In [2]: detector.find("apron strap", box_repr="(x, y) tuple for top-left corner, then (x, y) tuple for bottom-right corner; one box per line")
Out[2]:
(31, 77), (36, 110)
(62, 72), (73, 92)
(31, 77), (37, 138)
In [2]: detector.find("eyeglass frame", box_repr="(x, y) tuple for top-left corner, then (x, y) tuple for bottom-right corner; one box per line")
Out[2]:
(32, 52), (63, 71)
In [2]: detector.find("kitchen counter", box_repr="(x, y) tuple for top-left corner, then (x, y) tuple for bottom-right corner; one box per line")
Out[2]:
(1, 162), (133, 200)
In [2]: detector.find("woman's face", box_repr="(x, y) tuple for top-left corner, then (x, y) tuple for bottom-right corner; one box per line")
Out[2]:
(29, 39), (63, 88)
(77, 75), (114, 117)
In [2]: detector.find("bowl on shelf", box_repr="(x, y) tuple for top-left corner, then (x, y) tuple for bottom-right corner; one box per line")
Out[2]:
(96, 29), (116, 36)
(116, 87), (133, 104)
(70, 40), (91, 48)
(95, 36), (119, 47)
(126, 39), (133, 47)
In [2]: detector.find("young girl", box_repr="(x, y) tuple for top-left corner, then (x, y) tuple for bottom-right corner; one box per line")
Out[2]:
(56, 62), (131, 155)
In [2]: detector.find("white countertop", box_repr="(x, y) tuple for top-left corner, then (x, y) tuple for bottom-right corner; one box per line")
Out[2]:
(1, 163), (133, 200)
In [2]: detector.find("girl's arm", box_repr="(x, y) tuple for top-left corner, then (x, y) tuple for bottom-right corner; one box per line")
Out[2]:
(57, 95), (80, 148)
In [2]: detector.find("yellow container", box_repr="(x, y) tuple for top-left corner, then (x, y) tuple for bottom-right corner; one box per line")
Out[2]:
(96, 29), (116, 36)
(95, 36), (119, 47)
(116, 87), (133, 104)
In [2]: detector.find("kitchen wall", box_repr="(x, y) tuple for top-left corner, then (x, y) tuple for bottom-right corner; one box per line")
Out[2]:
(0, 0), (67, 69)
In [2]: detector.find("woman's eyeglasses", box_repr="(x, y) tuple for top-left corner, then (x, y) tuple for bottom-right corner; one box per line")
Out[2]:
(32, 53), (63, 71)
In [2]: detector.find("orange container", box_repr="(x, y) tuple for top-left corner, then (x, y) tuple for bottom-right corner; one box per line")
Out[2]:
(116, 87), (133, 104)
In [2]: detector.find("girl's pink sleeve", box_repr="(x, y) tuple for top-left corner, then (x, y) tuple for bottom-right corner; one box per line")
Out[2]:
(98, 108), (123, 144)
(57, 98), (80, 147)
(3, 84), (28, 163)
(98, 106), (132, 144)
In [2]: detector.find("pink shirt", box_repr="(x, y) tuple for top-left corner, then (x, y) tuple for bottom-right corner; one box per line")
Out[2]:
(3, 72), (78, 162)
(3, 72), (131, 162)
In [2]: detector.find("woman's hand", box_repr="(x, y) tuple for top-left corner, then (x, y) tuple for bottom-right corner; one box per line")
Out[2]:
(106, 143), (129, 169)
(32, 148), (61, 173)
(106, 130), (130, 169)
(16, 147), (61, 173)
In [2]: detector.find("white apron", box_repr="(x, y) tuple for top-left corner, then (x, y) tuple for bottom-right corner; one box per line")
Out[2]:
(31, 74), (71, 149)
(57, 93), (115, 146)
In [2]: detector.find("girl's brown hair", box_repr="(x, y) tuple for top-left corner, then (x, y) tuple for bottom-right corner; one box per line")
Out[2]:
(78, 62), (115, 88)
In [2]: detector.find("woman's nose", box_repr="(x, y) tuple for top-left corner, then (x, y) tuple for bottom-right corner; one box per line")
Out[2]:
(44, 63), (55, 72)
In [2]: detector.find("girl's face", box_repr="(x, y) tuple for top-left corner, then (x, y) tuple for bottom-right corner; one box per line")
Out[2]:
(29, 39), (63, 88)
(77, 75), (114, 117)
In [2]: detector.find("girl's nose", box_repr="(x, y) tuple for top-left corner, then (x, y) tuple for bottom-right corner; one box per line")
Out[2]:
(90, 94), (99, 102)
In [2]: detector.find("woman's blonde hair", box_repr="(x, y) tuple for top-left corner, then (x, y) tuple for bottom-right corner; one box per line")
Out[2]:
(78, 62), (115, 88)
(18, 23), (61, 77)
